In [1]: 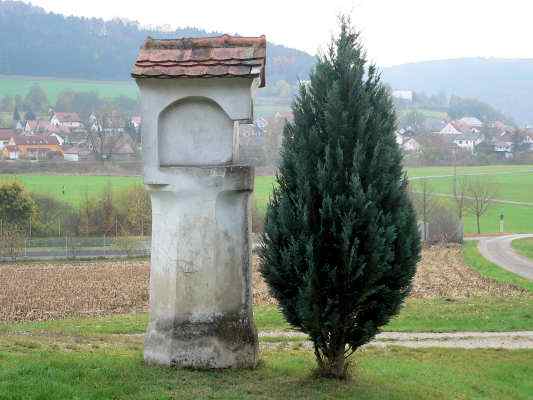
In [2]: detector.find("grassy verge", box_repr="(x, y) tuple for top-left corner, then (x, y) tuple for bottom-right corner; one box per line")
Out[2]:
(511, 237), (533, 261)
(2, 295), (532, 336)
(0, 334), (531, 399)
(463, 241), (533, 292)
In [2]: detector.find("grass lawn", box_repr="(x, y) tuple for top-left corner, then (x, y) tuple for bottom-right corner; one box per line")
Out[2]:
(0, 74), (138, 103)
(463, 241), (533, 292)
(0, 174), (142, 206)
(255, 165), (533, 233)
(0, 333), (531, 399)
(2, 293), (532, 336)
(511, 237), (533, 261)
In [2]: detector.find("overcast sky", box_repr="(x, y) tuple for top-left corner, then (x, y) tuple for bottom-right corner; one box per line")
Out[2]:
(26, 0), (533, 66)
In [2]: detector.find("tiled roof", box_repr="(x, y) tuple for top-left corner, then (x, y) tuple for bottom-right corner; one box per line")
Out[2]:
(0, 128), (16, 141)
(15, 135), (60, 146)
(54, 112), (81, 123)
(26, 119), (52, 132)
(132, 34), (266, 87)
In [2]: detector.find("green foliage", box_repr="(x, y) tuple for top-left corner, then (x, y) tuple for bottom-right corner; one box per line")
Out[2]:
(0, 2), (313, 86)
(260, 18), (421, 378)
(1, 337), (532, 400)
(511, 237), (533, 262)
(448, 95), (512, 124)
(0, 180), (36, 228)
(23, 83), (49, 114)
(30, 192), (79, 237)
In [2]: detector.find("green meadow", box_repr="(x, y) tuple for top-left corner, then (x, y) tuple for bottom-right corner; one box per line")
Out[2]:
(0, 75), (138, 103)
(2, 164), (533, 234)
(0, 174), (142, 206)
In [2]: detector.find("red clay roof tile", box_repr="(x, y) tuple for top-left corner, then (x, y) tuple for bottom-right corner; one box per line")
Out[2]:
(132, 34), (266, 87)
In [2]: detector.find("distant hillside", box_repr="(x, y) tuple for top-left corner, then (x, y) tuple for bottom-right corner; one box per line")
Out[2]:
(382, 58), (533, 125)
(3, 1), (532, 125)
(0, 1), (315, 83)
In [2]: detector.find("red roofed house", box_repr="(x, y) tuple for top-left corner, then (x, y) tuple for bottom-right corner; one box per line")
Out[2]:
(51, 112), (83, 129)
(7, 135), (63, 160)
(0, 128), (17, 151)
(24, 119), (52, 134)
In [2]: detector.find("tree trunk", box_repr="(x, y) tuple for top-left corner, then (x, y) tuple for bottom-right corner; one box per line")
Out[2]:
(317, 344), (347, 379)
(476, 214), (481, 234)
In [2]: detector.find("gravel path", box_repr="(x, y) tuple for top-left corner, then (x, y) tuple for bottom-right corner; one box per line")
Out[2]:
(476, 234), (533, 280)
(8, 330), (533, 350)
(259, 331), (533, 349)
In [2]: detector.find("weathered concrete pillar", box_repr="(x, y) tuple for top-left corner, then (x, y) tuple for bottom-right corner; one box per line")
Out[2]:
(132, 35), (266, 368)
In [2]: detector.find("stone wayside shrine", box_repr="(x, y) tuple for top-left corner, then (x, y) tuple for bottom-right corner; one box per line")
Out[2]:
(132, 34), (266, 368)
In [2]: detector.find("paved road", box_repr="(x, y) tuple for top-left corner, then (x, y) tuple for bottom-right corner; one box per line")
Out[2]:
(476, 234), (533, 280)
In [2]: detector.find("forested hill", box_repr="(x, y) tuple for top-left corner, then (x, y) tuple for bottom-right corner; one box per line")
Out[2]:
(0, 1), (315, 83)
(382, 58), (533, 125)
(2, 1), (533, 124)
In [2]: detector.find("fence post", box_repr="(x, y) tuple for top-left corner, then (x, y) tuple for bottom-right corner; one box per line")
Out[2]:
(65, 235), (68, 258)
(103, 234), (106, 257)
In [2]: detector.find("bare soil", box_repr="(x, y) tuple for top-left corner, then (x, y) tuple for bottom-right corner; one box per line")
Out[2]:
(0, 245), (528, 322)
(0, 260), (149, 322)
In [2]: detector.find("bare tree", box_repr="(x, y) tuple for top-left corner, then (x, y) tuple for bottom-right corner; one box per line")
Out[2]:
(453, 175), (469, 220)
(465, 178), (497, 234)
(409, 178), (436, 240)
(427, 203), (463, 244)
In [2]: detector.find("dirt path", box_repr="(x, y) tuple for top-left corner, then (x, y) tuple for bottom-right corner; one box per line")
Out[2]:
(259, 331), (533, 349)
(5, 330), (533, 350)
(476, 234), (533, 280)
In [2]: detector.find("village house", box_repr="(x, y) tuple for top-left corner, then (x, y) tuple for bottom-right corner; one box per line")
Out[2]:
(438, 122), (463, 135)
(401, 137), (421, 152)
(4, 134), (63, 160)
(24, 118), (52, 134)
(50, 112), (83, 129)
(0, 128), (16, 150)
(62, 145), (81, 161)
(523, 131), (533, 151)
(449, 133), (483, 153)
(458, 116), (483, 129)
(493, 140), (513, 159)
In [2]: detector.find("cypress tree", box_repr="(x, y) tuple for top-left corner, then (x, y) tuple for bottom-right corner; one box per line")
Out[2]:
(259, 18), (421, 379)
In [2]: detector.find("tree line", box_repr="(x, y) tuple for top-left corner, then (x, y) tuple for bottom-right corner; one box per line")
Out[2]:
(0, 180), (151, 239)
(0, 1), (313, 83)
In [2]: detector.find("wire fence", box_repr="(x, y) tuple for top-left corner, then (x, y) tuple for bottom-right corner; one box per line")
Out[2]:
(0, 236), (151, 262)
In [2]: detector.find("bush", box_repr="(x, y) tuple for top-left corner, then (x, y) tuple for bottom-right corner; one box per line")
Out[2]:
(427, 203), (463, 244)
(31, 192), (79, 237)
(0, 223), (25, 260)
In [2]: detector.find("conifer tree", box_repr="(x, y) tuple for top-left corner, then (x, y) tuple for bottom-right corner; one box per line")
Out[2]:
(259, 18), (421, 379)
